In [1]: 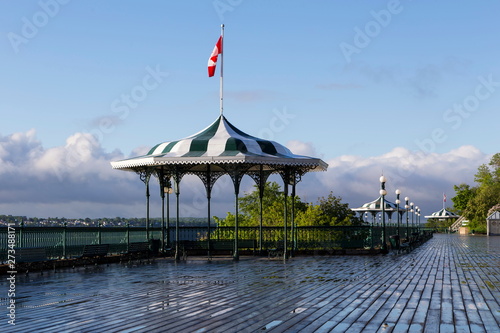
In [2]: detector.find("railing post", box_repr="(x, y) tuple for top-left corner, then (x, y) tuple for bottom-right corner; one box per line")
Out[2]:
(127, 222), (130, 252)
(98, 221), (102, 245)
(19, 219), (24, 248)
(63, 221), (67, 259)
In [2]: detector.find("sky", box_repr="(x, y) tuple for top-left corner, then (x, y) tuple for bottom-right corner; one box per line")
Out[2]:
(0, 0), (499, 220)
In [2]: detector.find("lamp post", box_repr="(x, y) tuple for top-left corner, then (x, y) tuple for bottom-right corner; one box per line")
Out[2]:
(410, 202), (414, 237)
(416, 207), (420, 233)
(379, 175), (388, 254)
(405, 197), (409, 240)
(415, 206), (419, 234)
(164, 186), (173, 252)
(395, 189), (401, 240)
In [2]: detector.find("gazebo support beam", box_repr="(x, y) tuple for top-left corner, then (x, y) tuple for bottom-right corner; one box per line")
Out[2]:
(172, 166), (186, 261)
(248, 166), (271, 255)
(138, 169), (152, 242)
(156, 167), (172, 254)
(291, 182), (296, 255)
(197, 165), (224, 260)
(224, 164), (250, 261)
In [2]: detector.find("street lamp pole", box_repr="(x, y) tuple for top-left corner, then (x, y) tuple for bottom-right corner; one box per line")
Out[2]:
(395, 189), (401, 240)
(416, 207), (421, 233)
(379, 175), (388, 254)
(410, 202), (415, 237)
(405, 197), (410, 241)
(415, 206), (419, 234)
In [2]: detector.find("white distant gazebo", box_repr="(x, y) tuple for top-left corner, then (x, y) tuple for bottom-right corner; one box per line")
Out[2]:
(424, 208), (459, 221)
(352, 196), (398, 222)
(111, 114), (328, 260)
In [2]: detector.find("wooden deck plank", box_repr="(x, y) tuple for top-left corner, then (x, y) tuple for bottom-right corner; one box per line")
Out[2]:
(2, 234), (500, 332)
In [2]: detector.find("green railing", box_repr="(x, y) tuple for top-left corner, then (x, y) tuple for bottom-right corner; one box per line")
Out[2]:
(0, 225), (422, 262)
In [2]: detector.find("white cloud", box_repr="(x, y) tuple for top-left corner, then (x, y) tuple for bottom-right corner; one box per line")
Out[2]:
(300, 145), (489, 217)
(0, 130), (490, 219)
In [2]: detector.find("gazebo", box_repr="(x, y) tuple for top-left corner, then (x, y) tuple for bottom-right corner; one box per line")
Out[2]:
(350, 177), (401, 251)
(424, 208), (459, 221)
(111, 114), (328, 260)
(352, 196), (398, 223)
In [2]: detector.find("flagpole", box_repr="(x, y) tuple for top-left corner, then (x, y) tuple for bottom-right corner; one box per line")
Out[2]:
(220, 24), (224, 116)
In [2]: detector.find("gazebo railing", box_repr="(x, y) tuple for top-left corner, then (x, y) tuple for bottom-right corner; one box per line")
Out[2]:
(0, 225), (421, 262)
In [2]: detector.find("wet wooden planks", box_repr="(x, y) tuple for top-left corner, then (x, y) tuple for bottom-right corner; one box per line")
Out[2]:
(1, 234), (499, 332)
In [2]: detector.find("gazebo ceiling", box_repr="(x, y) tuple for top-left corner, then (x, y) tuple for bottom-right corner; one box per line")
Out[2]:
(111, 115), (328, 173)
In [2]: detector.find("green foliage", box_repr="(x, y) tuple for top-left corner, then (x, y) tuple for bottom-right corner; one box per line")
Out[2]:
(451, 184), (476, 214)
(317, 192), (363, 226)
(451, 153), (500, 232)
(215, 182), (358, 227)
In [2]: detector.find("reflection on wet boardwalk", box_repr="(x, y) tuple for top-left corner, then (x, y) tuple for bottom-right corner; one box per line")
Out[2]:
(2, 234), (500, 332)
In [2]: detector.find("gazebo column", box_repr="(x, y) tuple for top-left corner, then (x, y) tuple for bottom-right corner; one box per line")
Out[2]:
(278, 167), (305, 259)
(283, 181), (289, 259)
(291, 181), (296, 254)
(225, 164), (249, 261)
(249, 166), (271, 255)
(172, 166), (185, 261)
(278, 167), (292, 260)
(371, 212), (376, 249)
(138, 169), (153, 242)
(197, 165), (223, 260)
(156, 167), (172, 254)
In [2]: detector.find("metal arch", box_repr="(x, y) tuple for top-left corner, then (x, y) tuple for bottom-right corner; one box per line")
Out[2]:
(274, 165), (313, 187)
(137, 168), (153, 185)
(154, 167), (173, 198)
(221, 163), (253, 195)
(247, 165), (273, 199)
(196, 164), (226, 199)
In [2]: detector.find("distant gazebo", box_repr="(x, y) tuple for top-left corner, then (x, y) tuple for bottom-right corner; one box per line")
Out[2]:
(111, 115), (328, 260)
(424, 208), (459, 221)
(352, 196), (398, 224)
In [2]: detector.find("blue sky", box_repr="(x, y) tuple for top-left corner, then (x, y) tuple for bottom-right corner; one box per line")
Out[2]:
(0, 0), (499, 219)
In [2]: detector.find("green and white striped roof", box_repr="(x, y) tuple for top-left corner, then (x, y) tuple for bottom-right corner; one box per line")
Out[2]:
(352, 196), (398, 213)
(111, 115), (328, 171)
(424, 208), (459, 219)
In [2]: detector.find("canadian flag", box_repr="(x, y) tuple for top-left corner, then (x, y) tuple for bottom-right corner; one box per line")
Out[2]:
(208, 36), (222, 77)
(443, 193), (446, 202)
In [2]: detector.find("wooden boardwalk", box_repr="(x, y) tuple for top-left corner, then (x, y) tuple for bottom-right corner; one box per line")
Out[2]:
(2, 234), (499, 332)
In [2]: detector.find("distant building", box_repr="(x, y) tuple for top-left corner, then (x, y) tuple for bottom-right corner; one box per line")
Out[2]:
(486, 210), (500, 236)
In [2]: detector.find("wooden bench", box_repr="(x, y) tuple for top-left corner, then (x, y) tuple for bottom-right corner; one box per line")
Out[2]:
(15, 247), (54, 274)
(399, 238), (411, 253)
(123, 242), (151, 262)
(76, 244), (109, 266)
(268, 243), (285, 259)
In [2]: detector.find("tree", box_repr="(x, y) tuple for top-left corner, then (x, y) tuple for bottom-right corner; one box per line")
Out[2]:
(317, 192), (362, 226)
(215, 183), (361, 227)
(452, 153), (500, 233)
(465, 183), (500, 233)
(215, 182), (307, 227)
(451, 184), (476, 214)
